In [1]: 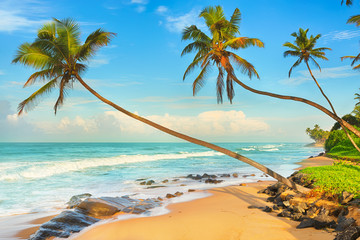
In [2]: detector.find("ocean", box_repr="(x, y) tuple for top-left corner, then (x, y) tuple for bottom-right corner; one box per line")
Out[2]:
(0, 142), (323, 218)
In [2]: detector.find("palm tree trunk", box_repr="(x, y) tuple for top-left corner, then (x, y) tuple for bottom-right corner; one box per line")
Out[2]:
(229, 75), (360, 139)
(75, 74), (309, 193)
(305, 62), (360, 153)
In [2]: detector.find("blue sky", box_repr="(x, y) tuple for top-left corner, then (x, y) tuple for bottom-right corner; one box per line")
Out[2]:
(0, 0), (360, 142)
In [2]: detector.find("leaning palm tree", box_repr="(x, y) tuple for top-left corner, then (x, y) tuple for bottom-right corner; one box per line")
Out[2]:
(181, 6), (360, 140)
(283, 29), (360, 152)
(283, 28), (333, 113)
(13, 18), (306, 191)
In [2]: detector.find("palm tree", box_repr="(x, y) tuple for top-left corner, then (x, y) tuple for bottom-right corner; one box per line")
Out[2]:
(283, 29), (333, 112)
(181, 6), (360, 141)
(284, 28), (360, 153)
(13, 18), (307, 192)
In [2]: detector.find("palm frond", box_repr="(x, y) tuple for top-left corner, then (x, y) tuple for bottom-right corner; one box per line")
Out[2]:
(192, 61), (212, 95)
(200, 6), (225, 28)
(228, 8), (241, 35)
(284, 50), (301, 58)
(229, 53), (259, 79)
(226, 73), (235, 103)
(309, 56), (321, 71)
(182, 25), (211, 42)
(53, 18), (81, 57)
(18, 78), (59, 115)
(283, 42), (300, 51)
(216, 67), (225, 103)
(77, 29), (116, 62)
(288, 58), (303, 77)
(23, 67), (63, 87)
(37, 22), (57, 40)
(181, 41), (210, 57)
(224, 37), (264, 49)
(12, 43), (56, 70)
(183, 55), (205, 80)
(347, 15), (360, 26)
(54, 75), (72, 114)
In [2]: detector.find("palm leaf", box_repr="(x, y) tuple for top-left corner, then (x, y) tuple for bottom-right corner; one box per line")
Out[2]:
(192, 61), (211, 95)
(288, 58), (303, 77)
(23, 67), (63, 87)
(229, 53), (259, 79)
(53, 18), (81, 57)
(224, 37), (264, 49)
(182, 25), (211, 42)
(347, 15), (360, 26)
(200, 6), (225, 28)
(12, 43), (56, 70)
(183, 55), (205, 80)
(77, 29), (116, 61)
(226, 73), (235, 103)
(18, 78), (59, 115)
(216, 67), (225, 103)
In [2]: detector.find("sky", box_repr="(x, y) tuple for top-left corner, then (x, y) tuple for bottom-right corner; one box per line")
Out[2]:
(0, 0), (360, 142)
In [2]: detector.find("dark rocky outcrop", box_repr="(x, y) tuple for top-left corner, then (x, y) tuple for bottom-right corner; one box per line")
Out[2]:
(29, 211), (99, 240)
(259, 178), (360, 240)
(29, 196), (162, 240)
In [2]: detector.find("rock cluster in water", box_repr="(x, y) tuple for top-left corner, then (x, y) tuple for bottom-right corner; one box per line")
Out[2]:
(258, 172), (360, 240)
(29, 194), (162, 240)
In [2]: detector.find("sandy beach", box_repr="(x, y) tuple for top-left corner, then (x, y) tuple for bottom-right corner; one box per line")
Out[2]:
(69, 156), (335, 240)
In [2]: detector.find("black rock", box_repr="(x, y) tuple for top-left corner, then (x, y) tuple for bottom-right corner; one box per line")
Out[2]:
(334, 226), (360, 240)
(313, 213), (337, 229)
(291, 213), (304, 221)
(263, 206), (273, 212)
(336, 215), (356, 232)
(146, 180), (155, 185)
(29, 211), (99, 240)
(297, 218), (315, 229)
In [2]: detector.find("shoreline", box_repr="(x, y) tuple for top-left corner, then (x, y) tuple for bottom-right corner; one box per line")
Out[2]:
(8, 154), (335, 240)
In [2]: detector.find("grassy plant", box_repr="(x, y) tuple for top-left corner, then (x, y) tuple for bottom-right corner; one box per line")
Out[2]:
(300, 162), (360, 199)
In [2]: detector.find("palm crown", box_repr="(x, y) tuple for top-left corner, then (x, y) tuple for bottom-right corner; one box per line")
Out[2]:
(12, 18), (115, 115)
(283, 28), (331, 77)
(181, 6), (264, 103)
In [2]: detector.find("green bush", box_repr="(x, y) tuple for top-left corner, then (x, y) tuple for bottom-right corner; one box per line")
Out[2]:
(325, 130), (346, 152)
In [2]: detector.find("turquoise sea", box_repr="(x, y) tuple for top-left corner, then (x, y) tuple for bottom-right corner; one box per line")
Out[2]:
(0, 142), (323, 217)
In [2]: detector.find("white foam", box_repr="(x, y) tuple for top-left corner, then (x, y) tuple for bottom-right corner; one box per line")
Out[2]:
(0, 151), (224, 181)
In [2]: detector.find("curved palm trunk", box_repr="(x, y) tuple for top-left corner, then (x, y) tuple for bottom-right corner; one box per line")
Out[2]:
(229, 75), (360, 139)
(75, 74), (309, 193)
(305, 62), (360, 153)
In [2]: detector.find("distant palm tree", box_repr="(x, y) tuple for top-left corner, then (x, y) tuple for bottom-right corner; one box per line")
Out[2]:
(283, 28), (334, 112)
(13, 18), (306, 191)
(181, 6), (360, 140)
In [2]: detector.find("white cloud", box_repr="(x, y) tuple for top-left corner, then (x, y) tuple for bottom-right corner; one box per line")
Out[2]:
(281, 65), (359, 85)
(87, 57), (110, 67)
(0, 0), (50, 32)
(135, 6), (146, 13)
(43, 110), (269, 140)
(322, 30), (360, 42)
(131, 0), (147, 4)
(156, 8), (205, 33)
(156, 6), (168, 14)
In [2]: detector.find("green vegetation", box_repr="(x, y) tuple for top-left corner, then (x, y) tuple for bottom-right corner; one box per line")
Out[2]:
(300, 162), (360, 199)
(306, 124), (330, 144)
